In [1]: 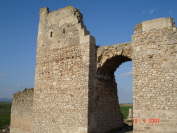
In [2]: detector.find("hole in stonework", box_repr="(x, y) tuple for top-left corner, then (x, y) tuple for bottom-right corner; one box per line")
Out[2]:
(62, 28), (66, 34)
(114, 61), (133, 129)
(148, 55), (153, 58)
(50, 31), (53, 38)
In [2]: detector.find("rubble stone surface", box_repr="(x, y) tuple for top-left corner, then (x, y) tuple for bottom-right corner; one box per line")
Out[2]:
(10, 7), (177, 133)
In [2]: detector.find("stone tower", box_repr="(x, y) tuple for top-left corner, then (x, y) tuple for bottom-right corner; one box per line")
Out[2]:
(132, 18), (177, 133)
(33, 6), (96, 133)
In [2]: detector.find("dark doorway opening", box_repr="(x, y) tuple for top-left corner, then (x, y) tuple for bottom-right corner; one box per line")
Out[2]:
(96, 54), (133, 133)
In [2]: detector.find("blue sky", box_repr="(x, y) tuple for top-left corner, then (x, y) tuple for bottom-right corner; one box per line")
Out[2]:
(0, 0), (177, 103)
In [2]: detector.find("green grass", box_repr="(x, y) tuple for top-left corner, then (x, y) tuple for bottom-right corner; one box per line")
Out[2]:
(120, 104), (133, 119)
(0, 102), (11, 129)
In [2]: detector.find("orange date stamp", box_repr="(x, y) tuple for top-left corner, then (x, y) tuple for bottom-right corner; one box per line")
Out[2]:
(133, 118), (160, 124)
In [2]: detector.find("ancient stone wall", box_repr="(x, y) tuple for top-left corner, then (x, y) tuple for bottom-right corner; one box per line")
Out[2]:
(9, 6), (177, 133)
(132, 17), (177, 133)
(10, 88), (33, 133)
(33, 6), (96, 133)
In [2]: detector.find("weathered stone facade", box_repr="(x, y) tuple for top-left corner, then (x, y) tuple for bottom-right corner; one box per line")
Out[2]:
(10, 88), (33, 133)
(10, 6), (177, 133)
(33, 6), (96, 133)
(132, 18), (177, 133)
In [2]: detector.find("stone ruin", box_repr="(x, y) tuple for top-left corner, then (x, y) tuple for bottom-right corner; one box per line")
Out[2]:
(10, 6), (177, 133)
(10, 88), (33, 133)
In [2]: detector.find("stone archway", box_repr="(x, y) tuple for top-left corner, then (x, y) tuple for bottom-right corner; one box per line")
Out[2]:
(93, 43), (132, 133)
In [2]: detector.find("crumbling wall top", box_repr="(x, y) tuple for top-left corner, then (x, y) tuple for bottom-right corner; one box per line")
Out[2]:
(39, 6), (83, 25)
(13, 88), (34, 100)
(135, 17), (176, 33)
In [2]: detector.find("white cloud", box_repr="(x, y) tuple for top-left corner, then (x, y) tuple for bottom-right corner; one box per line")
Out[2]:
(141, 9), (157, 15)
(149, 9), (156, 15)
(119, 71), (132, 77)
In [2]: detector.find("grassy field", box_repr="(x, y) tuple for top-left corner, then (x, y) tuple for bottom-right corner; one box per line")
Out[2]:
(120, 104), (133, 119)
(0, 102), (11, 129)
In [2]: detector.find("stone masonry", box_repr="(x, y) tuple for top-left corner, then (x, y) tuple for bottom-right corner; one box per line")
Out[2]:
(10, 88), (33, 133)
(10, 6), (177, 133)
(132, 17), (177, 133)
(33, 6), (96, 133)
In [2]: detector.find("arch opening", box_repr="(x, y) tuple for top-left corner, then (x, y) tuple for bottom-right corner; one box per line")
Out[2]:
(115, 61), (133, 126)
(95, 54), (133, 133)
